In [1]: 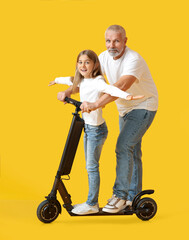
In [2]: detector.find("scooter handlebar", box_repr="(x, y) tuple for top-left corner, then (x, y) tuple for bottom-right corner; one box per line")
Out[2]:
(64, 97), (82, 109)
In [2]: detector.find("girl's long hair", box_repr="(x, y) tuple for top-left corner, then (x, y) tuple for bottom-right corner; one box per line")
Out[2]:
(72, 50), (104, 93)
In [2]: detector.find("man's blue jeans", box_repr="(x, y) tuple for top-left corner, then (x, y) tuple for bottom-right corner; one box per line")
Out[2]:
(84, 122), (108, 206)
(113, 109), (157, 201)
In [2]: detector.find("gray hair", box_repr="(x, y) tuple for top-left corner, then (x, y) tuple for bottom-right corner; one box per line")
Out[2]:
(105, 25), (126, 39)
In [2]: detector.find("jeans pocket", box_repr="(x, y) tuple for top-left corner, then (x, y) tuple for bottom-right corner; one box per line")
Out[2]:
(143, 110), (156, 130)
(143, 110), (148, 119)
(85, 123), (108, 141)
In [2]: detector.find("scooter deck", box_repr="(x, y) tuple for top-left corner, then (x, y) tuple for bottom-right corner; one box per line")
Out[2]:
(68, 207), (134, 216)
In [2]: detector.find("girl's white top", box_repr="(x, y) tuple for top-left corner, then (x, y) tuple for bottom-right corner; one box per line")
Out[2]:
(55, 75), (130, 126)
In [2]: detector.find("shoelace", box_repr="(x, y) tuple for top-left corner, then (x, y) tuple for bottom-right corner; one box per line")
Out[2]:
(108, 195), (119, 206)
(108, 194), (116, 202)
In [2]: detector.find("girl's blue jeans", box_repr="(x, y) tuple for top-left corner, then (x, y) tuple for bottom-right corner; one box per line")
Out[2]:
(113, 109), (157, 201)
(84, 122), (108, 206)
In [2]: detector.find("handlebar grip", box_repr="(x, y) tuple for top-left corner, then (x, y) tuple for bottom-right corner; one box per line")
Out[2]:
(65, 97), (82, 109)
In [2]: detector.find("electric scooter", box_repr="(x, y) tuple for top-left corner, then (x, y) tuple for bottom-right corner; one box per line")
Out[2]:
(37, 97), (157, 223)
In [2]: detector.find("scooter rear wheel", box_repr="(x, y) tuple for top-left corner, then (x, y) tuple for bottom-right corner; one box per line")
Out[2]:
(135, 197), (157, 221)
(37, 200), (60, 223)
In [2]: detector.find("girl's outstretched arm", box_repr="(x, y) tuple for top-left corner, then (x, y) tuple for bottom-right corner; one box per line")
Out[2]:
(97, 79), (144, 101)
(48, 76), (78, 103)
(49, 76), (74, 86)
(48, 80), (56, 86)
(126, 95), (144, 100)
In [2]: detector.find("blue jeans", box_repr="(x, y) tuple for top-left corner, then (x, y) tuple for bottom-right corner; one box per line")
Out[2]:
(84, 122), (108, 206)
(113, 109), (157, 201)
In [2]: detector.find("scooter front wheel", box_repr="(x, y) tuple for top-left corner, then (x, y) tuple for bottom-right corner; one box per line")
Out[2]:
(135, 197), (157, 221)
(37, 200), (61, 223)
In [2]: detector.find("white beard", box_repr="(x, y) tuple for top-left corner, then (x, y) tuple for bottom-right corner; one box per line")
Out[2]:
(108, 47), (124, 58)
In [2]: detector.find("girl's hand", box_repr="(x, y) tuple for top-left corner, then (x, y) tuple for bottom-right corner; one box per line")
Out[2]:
(48, 80), (56, 86)
(57, 91), (71, 104)
(126, 95), (145, 100)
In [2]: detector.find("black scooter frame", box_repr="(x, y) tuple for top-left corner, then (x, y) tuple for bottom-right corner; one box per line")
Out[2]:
(37, 97), (157, 223)
(46, 97), (84, 212)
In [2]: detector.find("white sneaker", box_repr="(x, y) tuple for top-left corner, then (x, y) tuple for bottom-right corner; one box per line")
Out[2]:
(71, 202), (99, 215)
(102, 195), (127, 213)
(126, 200), (132, 207)
(72, 202), (85, 209)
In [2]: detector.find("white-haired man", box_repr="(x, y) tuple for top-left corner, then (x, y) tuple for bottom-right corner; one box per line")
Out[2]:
(80, 25), (158, 213)
(57, 25), (158, 213)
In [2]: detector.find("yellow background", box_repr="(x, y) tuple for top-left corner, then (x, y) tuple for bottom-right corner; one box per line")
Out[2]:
(0, 0), (189, 239)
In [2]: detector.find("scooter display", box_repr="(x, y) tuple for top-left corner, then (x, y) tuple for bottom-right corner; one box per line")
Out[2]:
(37, 97), (157, 223)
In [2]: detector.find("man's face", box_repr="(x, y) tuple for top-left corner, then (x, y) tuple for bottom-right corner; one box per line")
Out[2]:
(105, 30), (127, 59)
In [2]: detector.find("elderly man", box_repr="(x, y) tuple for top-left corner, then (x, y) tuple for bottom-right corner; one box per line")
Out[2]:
(58, 25), (158, 213)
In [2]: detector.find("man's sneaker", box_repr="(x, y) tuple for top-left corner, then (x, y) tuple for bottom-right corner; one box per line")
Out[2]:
(126, 200), (132, 207)
(102, 195), (127, 213)
(71, 202), (99, 215)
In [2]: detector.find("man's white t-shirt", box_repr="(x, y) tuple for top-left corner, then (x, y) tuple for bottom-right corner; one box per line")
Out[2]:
(99, 47), (158, 116)
(55, 75), (130, 125)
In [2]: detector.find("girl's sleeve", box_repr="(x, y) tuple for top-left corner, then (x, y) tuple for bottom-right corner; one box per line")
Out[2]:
(97, 80), (130, 99)
(55, 77), (73, 86)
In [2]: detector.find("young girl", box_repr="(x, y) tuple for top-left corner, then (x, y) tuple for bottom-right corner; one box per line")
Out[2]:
(49, 50), (143, 215)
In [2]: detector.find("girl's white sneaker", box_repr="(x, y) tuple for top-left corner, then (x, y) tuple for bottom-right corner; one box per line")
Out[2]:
(71, 202), (99, 215)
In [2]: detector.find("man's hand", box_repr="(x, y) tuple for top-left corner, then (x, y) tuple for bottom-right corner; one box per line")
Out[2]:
(80, 101), (98, 113)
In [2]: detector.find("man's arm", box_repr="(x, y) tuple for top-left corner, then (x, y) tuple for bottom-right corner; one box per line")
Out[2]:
(80, 75), (136, 112)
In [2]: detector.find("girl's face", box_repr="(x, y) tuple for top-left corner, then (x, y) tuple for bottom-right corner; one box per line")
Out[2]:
(77, 54), (95, 78)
